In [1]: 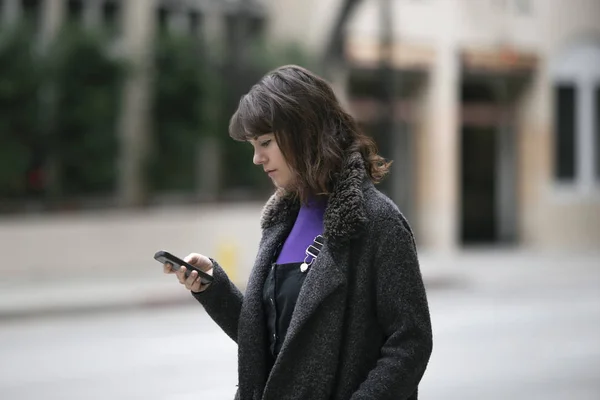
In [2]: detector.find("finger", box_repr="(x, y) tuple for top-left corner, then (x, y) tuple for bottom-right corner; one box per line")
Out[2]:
(190, 276), (202, 293)
(163, 263), (173, 274)
(184, 253), (201, 266)
(176, 267), (187, 284)
(188, 254), (213, 273)
(185, 270), (198, 289)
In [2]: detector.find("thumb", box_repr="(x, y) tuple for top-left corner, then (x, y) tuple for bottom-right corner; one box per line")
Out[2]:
(184, 253), (212, 271)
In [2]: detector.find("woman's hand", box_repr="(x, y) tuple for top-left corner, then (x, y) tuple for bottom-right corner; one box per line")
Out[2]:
(163, 253), (214, 293)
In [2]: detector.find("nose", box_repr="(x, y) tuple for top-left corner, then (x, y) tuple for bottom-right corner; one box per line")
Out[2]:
(253, 149), (266, 166)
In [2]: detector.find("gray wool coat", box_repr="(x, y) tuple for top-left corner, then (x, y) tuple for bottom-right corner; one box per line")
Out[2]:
(193, 152), (433, 400)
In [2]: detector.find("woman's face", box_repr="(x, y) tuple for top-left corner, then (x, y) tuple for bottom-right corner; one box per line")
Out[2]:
(249, 134), (294, 189)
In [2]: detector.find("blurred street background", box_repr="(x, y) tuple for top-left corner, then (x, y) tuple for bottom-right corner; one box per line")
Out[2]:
(1, 0), (599, 399)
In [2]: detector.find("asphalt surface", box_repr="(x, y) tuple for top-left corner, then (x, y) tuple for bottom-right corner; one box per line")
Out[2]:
(1, 257), (598, 400)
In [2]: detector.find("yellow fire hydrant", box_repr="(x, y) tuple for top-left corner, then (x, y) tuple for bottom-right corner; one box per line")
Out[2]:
(216, 239), (238, 284)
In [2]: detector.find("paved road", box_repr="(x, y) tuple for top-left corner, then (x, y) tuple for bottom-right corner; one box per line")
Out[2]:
(0, 305), (238, 400)
(1, 263), (599, 400)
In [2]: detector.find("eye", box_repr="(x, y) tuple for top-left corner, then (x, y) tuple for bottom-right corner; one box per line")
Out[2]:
(260, 139), (272, 148)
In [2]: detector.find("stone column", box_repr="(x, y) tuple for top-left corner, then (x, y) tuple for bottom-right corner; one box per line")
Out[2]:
(195, 4), (224, 200)
(39, 0), (65, 201)
(422, 6), (460, 252)
(2, 0), (20, 26)
(117, 0), (156, 206)
(203, 1), (223, 46)
(578, 76), (595, 195)
(40, 0), (64, 43)
(83, 0), (101, 30)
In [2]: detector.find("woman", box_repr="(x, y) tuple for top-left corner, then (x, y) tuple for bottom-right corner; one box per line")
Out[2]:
(164, 65), (433, 400)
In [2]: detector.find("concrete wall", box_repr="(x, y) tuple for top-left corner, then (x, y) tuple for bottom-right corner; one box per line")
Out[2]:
(347, 0), (599, 50)
(0, 204), (264, 286)
(263, 0), (344, 54)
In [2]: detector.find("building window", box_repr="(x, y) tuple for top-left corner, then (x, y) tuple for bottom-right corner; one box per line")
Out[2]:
(248, 15), (265, 38)
(21, 0), (41, 29)
(67, 0), (84, 26)
(551, 41), (600, 192)
(189, 10), (201, 36)
(156, 6), (169, 35)
(225, 14), (240, 54)
(0, 0), (5, 26)
(225, 13), (265, 53)
(102, 0), (121, 36)
(554, 84), (577, 181)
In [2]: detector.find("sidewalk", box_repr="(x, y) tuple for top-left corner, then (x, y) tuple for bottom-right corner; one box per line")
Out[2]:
(0, 254), (452, 320)
(0, 272), (192, 320)
(1, 204), (598, 320)
(0, 204), (259, 320)
(2, 249), (598, 320)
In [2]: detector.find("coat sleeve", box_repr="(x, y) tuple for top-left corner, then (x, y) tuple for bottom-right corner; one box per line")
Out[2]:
(350, 218), (433, 400)
(191, 259), (243, 343)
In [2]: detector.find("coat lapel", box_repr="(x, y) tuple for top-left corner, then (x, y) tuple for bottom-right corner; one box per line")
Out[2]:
(237, 221), (295, 399)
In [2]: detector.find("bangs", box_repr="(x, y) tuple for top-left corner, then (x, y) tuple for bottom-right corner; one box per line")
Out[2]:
(228, 91), (274, 142)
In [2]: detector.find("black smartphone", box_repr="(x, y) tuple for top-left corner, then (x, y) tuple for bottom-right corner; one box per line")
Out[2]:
(154, 250), (214, 285)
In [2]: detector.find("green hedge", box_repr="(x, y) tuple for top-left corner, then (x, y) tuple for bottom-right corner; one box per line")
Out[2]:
(147, 33), (211, 192)
(0, 27), (44, 198)
(0, 25), (125, 200)
(0, 22), (315, 203)
(48, 26), (126, 197)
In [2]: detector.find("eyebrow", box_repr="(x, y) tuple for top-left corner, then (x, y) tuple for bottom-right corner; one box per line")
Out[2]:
(254, 134), (273, 141)
(248, 136), (268, 143)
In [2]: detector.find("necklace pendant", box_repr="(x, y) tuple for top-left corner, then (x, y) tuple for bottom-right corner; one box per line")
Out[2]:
(300, 263), (309, 272)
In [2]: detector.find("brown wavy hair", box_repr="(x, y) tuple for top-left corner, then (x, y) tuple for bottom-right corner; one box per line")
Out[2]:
(229, 65), (391, 202)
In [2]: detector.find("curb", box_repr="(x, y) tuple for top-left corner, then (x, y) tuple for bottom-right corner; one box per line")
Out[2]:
(0, 291), (195, 322)
(0, 276), (459, 322)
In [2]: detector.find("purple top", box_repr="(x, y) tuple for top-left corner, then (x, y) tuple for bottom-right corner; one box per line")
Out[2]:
(276, 197), (327, 264)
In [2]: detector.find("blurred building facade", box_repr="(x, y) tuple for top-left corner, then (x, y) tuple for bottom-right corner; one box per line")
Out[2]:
(312, 0), (600, 252)
(2, 0), (598, 253)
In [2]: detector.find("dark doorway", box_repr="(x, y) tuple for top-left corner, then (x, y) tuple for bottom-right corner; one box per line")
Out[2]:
(461, 127), (497, 244)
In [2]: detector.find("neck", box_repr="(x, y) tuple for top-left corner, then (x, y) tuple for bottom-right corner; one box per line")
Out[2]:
(305, 193), (327, 207)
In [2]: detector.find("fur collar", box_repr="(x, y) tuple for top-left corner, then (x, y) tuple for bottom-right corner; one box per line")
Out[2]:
(260, 152), (369, 244)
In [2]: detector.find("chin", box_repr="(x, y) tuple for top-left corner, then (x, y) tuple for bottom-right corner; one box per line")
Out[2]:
(273, 181), (291, 190)
(274, 183), (287, 190)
